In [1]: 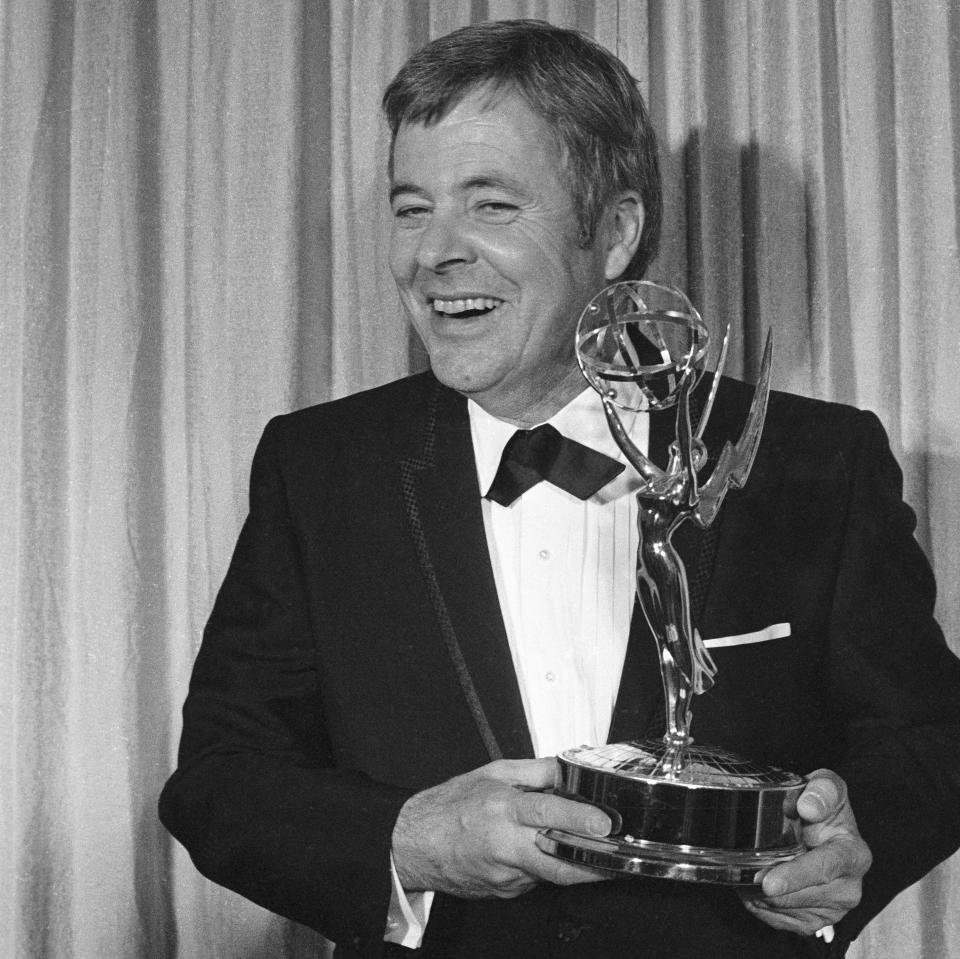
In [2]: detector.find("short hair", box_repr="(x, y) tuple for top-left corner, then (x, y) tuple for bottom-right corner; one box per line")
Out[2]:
(382, 19), (662, 280)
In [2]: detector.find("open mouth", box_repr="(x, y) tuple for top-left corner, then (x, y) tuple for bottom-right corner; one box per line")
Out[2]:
(431, 297), (502, 319)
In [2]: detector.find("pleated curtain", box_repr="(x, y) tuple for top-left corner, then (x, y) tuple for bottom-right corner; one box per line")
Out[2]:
(2, 2), (957, 956)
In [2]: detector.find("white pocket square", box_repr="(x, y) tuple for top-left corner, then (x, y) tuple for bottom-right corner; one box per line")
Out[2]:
(702, 623), (791, 649)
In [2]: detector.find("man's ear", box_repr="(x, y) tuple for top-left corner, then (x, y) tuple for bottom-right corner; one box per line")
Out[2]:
(603, 192), (644, 281)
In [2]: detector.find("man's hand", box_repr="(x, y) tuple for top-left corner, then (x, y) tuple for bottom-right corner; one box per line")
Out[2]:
(739, 769), (872, 937)
(391, 758), (612, 899)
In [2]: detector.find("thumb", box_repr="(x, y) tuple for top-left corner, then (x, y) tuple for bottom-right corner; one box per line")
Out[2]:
(797, 770), (845, 824)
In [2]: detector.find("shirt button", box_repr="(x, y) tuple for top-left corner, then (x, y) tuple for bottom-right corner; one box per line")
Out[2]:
(545, 671), (556, 682)
(539, 549), (550, 560)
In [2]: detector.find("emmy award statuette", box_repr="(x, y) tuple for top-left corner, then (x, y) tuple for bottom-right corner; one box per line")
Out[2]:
(535, 281), (806, 884)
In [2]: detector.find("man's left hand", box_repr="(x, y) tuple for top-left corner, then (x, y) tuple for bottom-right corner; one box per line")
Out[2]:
(739, 769), (872, 937)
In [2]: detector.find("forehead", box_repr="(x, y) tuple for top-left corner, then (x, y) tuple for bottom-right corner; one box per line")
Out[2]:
(390, 88), (565, 190)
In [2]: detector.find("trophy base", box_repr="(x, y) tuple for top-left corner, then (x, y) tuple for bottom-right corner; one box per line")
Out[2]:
(536, 739), (806, 885)
(536, 829), (802, 884)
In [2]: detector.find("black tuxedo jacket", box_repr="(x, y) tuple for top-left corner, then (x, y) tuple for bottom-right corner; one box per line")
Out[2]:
(160, 372), (960, 959)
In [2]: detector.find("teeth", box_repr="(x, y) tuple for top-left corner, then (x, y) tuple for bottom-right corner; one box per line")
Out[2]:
(432, 297), (500, 315)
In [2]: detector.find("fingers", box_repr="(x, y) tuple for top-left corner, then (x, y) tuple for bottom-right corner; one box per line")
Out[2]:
(741, 868), (861, 935)
(762, 844), (840, 897)
(392, 759), (613, 898)
(484, 763), (614, 888)
(484, 757), (612, 837)
(755, 876), (863, 914)
(739, 890), (837, 936)
(531, 846), (615, 887)
(513, 787), (611, 838)
(740, 771), (870, 936)
(739, 770), (870, 936)
(512, 788), (614, 888)
(761, 837), (868, 899)
(761, 769), (870, 901)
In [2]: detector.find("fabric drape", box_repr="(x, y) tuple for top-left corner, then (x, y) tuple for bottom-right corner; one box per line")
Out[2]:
(2, 1), (957, 957)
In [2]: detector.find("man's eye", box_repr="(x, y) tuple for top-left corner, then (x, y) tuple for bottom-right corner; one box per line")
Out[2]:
(393, 205), (430, 222)
(476, 201), (518, 221)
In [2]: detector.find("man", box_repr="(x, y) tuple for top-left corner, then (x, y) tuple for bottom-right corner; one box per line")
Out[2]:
(159, 20), (960, 959)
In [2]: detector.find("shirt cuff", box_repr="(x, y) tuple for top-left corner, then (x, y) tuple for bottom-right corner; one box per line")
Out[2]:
(384, 853), (435, 948)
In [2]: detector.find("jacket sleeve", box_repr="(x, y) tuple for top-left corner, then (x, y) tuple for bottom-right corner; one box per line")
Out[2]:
(827, 411), (960, 950)
(159, 418), (414, 956)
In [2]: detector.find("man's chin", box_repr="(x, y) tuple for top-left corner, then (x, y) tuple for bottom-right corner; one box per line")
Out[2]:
(428, 364), (498, 400)
(425, 358), (518, 412)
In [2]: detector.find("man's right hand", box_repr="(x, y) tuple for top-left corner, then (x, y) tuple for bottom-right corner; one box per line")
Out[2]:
(390, 757), (613, 899)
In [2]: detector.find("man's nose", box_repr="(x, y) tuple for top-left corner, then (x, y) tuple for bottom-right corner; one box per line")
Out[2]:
(415, 211), (476, 272)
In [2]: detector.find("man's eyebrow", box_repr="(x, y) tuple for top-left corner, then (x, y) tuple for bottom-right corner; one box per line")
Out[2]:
(460, 174), (526, 194)
(389, 182), (426, 204)
(389, 174), (529, 204)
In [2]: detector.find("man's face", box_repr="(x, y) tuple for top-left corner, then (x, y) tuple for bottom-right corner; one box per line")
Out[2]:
(389, 89), (615, 425)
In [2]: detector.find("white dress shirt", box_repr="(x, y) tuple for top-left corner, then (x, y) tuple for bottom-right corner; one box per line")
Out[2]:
(386, 387), (649, 948)
(469, 389), (647, 756)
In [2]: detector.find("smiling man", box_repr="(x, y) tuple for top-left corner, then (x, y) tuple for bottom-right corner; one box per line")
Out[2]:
(160, 19), (960, 959)
(388, 88), (637, 425)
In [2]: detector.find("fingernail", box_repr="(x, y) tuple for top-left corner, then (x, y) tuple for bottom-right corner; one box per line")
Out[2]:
(802, 792), (828, 818)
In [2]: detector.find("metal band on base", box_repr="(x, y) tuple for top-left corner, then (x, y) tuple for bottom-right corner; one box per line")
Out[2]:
(535, 829), (803, 884)
(537, 739), (805, 885)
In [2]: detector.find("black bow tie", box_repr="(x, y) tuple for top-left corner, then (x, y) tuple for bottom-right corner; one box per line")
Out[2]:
(485, 424), (625, 507)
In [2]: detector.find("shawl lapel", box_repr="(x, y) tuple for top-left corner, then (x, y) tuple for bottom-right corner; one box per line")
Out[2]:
(399, 382), (535, 761)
